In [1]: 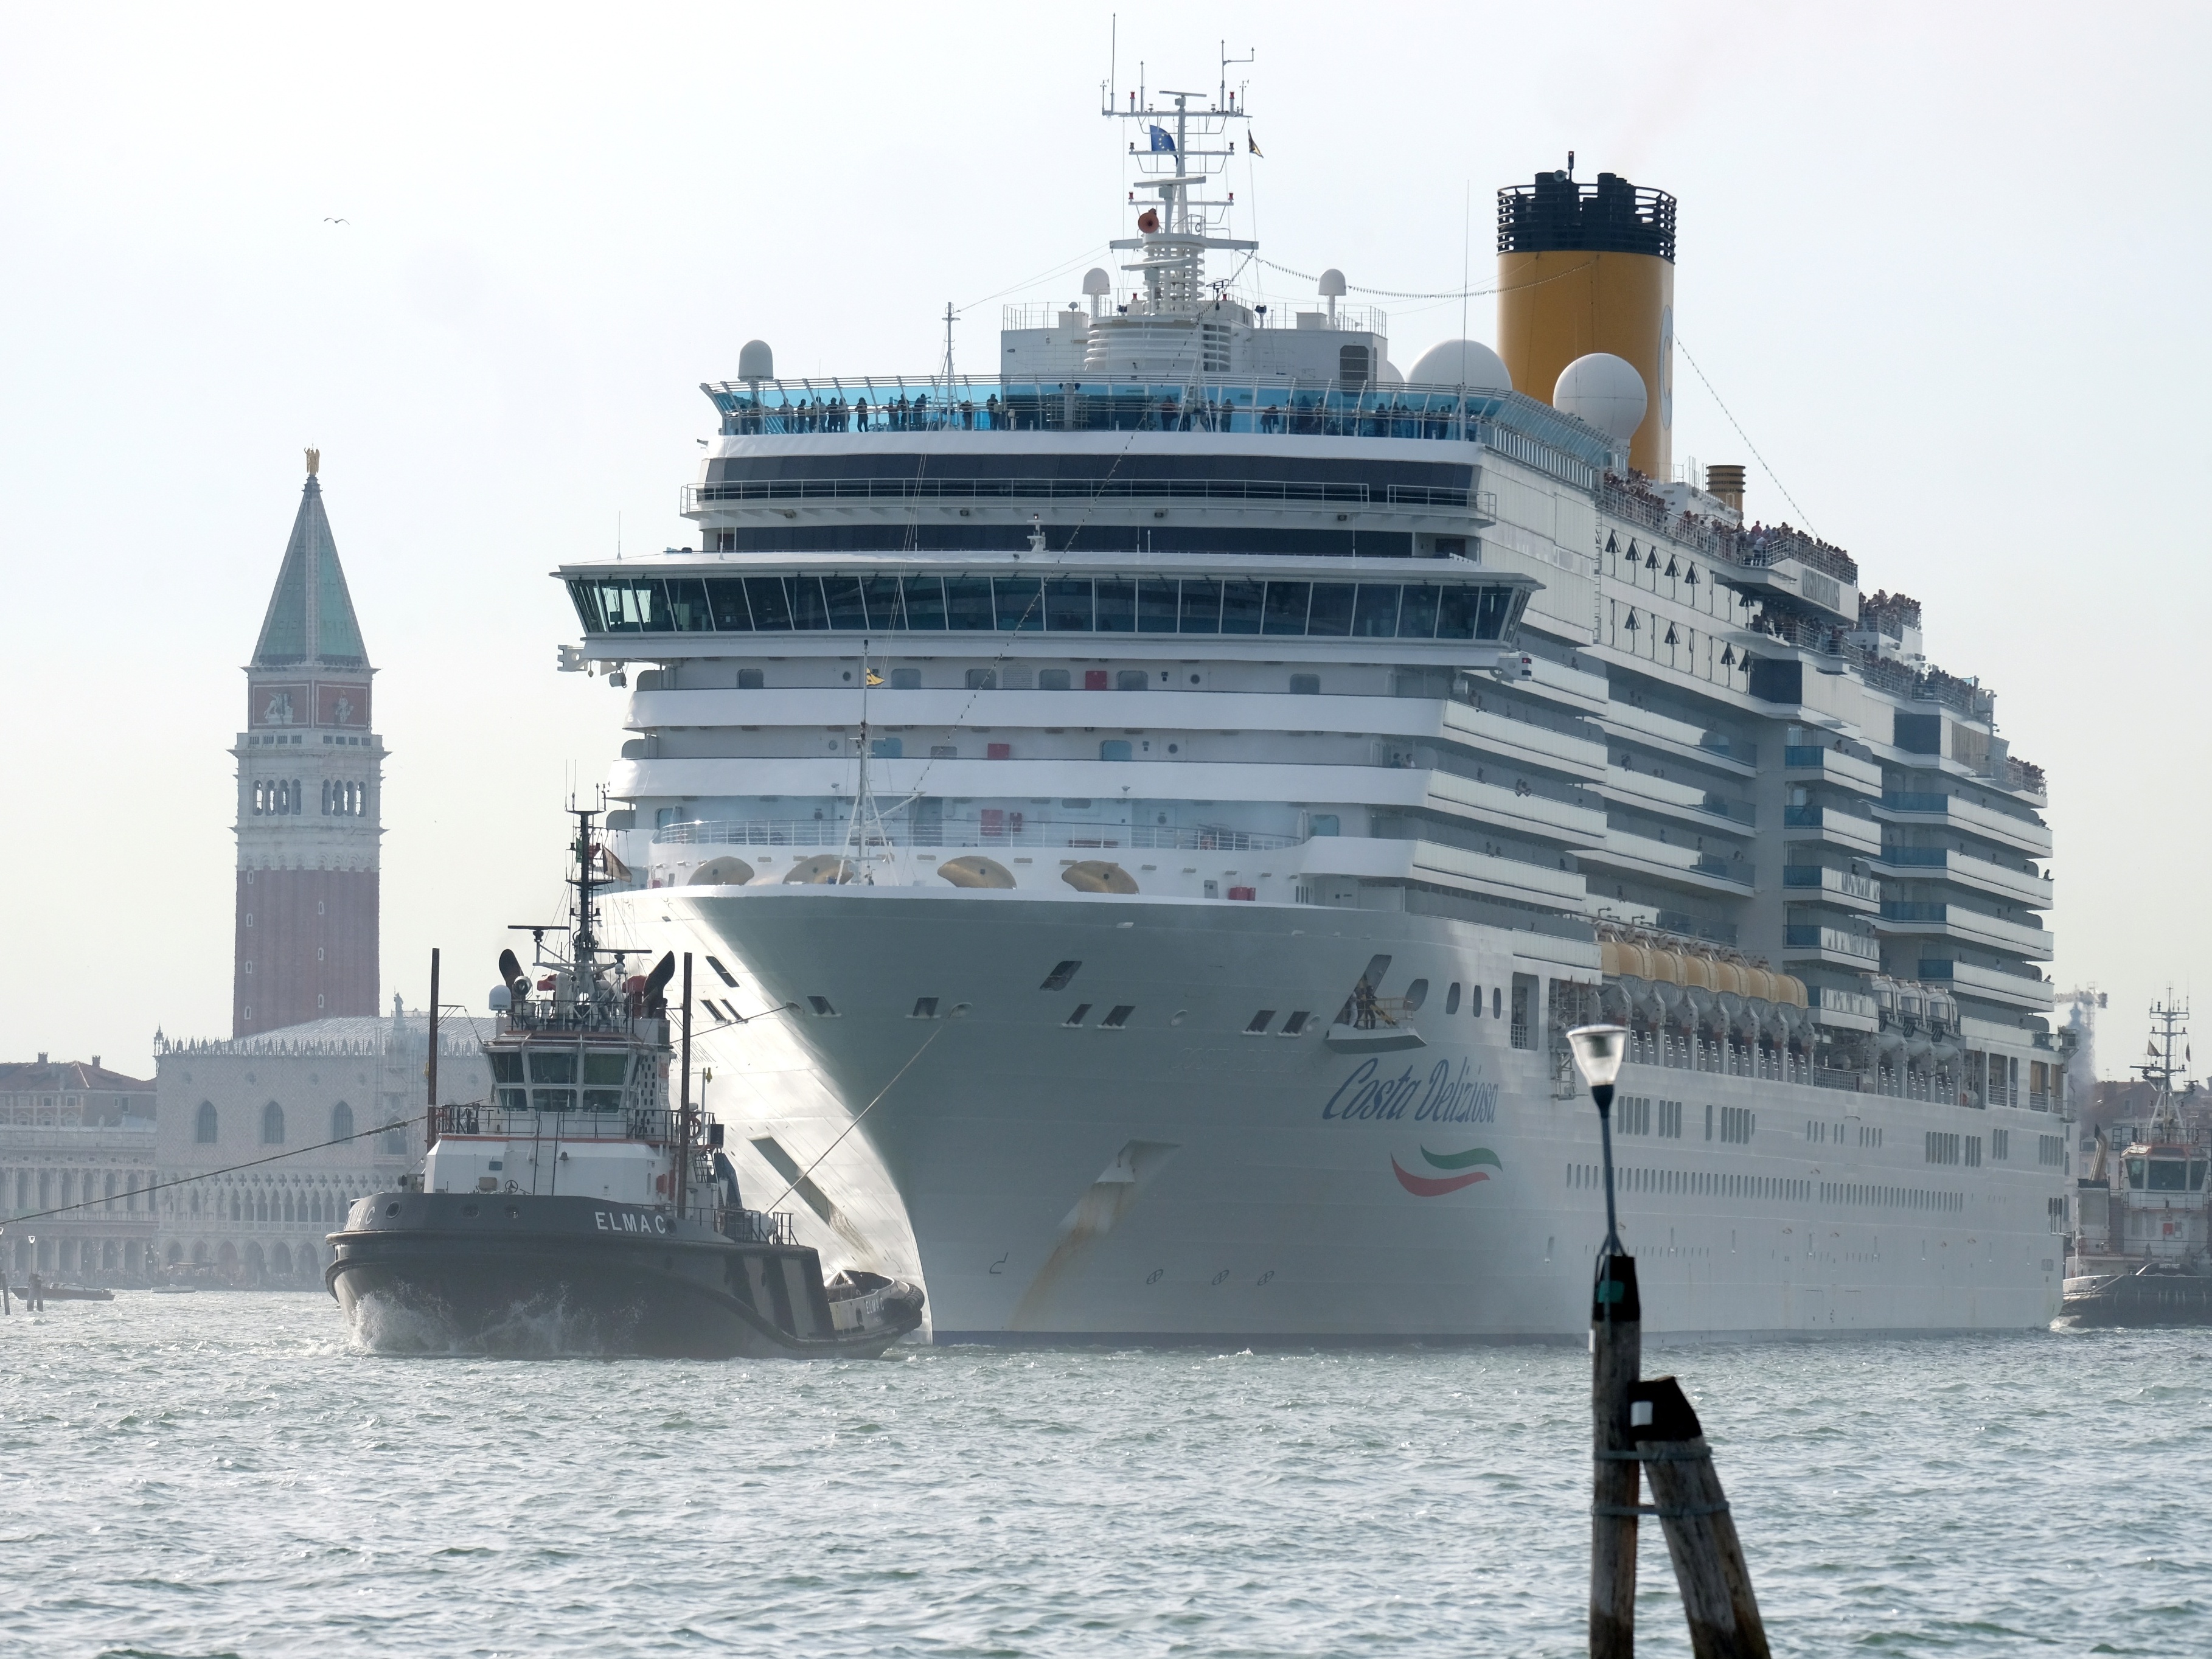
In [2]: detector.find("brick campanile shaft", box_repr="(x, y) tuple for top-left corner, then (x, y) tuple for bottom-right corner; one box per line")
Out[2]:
(232, 450), (383, 1036)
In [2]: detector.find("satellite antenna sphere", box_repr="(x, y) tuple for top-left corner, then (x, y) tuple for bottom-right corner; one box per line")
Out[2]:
(737, 339), (774, 382)
(1317, 268), (1348, 297)
(1553, 352), (1647, 442)
(1407, 339), (1513, 392)
(1082, 267), (1112, 296)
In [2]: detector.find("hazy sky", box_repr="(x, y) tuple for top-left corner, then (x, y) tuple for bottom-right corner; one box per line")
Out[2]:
(3, 1), (2205, 1079)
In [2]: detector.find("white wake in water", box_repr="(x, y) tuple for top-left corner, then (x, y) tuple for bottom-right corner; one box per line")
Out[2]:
(346, 1290), (642, 1357)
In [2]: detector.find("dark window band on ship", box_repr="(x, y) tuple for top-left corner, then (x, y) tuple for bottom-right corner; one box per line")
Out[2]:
(571, 573), (1528, 643)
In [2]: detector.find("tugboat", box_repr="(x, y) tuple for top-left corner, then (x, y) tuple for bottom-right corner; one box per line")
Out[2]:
(2061, 997), (2212, 1327)
(325, 806), (924, 1357)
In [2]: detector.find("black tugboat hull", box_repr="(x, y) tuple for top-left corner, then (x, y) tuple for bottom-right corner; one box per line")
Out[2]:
(326, 1192), (920, 1360)
(2060, 1273), (2212, 1328)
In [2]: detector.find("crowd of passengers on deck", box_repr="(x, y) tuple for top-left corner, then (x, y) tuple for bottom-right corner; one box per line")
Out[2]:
(723, 389), (1503, 440)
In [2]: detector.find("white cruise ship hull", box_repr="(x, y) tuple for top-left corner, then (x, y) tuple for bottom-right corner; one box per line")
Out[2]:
(607, 886), (2063, 1341)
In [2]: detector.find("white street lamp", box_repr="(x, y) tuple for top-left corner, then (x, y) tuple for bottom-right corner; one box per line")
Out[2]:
(1567, 1023), (1630, 1257)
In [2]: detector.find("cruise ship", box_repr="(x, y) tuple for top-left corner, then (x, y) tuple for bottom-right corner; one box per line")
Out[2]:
(551, 74), (2071, 1340)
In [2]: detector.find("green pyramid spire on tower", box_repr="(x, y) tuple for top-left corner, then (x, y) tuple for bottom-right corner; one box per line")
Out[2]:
(251, 448), (368, 668)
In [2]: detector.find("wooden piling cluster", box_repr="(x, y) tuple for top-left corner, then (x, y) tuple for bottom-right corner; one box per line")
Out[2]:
(1590, 1250), (1769, 1659)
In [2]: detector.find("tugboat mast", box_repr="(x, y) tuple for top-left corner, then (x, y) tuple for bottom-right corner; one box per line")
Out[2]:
(2134, 992), (2192, 1134)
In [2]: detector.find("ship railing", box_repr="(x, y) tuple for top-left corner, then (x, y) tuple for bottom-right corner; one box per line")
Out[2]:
(999, 298), (1389, 335)
(697, 375), (1618, 476)
(1331, 994), (1421, 1032)
(652, 817), (1304, 853)
(1598, 475), (1862, 585)
(713, 1206), (796, 1246)
(683, 475), (1490, 515)
(431, 1104), (678, 1143)
(496, 1006), (669, 1043)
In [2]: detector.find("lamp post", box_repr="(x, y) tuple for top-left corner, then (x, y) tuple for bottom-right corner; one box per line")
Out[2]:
(1565, 1021), (1772, 1658)
(1567, 1024), (1630, 1257)
(1567, 1023), (1637, 1659)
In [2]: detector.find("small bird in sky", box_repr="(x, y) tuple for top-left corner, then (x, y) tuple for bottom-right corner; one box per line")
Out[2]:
(324, 217), (349, 224)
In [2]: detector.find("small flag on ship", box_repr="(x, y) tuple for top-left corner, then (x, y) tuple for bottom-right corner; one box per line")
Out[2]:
(1149, 125), (1175, 153)
(866, 669), (883, 686)
(1248, 133), (1264, 157)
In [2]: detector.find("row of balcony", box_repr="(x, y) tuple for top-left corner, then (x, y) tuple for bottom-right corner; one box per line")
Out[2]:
(1874, 846), (2052, 906)
(1874, 791), (2052, 857)
(1782, 745), (1883, 792)
(1882, 903), (2054, 959)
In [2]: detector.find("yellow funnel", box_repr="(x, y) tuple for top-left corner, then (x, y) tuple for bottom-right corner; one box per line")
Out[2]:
(1497, 170), (1676, 479)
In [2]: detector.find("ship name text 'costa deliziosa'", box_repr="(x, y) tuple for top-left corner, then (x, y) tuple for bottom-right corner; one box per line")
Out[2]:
(549, 63), (2070, 1340)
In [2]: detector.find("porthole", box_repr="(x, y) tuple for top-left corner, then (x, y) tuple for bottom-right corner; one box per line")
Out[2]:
(461, 1203), (480, 1219)
(384, 1202), (401, 1217)
(505, 1205), (521, 1220)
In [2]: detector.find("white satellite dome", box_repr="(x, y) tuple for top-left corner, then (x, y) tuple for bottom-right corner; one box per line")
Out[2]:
(1407, 339), (1512, 392)
(1553, 353), (1647, 441)
(1375, 360), (1405, 388)
(737, 339), (774, 381)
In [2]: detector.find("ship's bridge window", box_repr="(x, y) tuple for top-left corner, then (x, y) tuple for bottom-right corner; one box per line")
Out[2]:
(2125, 1156), (2146, 1189)
(490, 1052), (523, 1083)
(2148, 1158), (2188, 1192)
(581, 1052), (627, 1110)
(571, 574), (1529, 644)
(529, 1050), (577, 1084)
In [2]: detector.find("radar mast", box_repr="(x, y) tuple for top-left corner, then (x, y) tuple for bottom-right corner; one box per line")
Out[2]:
(1102, 44), (1259, 316)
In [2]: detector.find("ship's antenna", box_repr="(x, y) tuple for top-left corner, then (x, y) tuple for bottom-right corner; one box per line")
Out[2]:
(1219, 40), (1253, 111)
(569, 794), (603, 983)
(941, 302), (957, 403)
(2134, 990), (2192, 1136)
(1458, 178), (1472, 442)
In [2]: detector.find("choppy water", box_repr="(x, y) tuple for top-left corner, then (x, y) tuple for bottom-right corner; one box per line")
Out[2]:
(2, 1296), (2208, 1657)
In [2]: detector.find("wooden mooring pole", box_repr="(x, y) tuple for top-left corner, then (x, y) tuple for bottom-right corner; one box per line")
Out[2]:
(1632, 1377), (1769, 1659)
(1590, 1250), (1641, 1659)
(1589, 1263), (1770, 1659)
(1570, 1024), (1769, 1659)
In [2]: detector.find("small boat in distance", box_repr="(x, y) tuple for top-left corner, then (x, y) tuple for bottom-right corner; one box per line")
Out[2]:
(324, 806), (924, 1357)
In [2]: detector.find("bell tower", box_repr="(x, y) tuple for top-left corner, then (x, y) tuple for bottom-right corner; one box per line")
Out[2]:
(232, 450), (383, 1036)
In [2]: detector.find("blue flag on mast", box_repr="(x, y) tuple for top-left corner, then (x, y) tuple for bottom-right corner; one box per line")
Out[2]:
(1149, 125), (1175, 153)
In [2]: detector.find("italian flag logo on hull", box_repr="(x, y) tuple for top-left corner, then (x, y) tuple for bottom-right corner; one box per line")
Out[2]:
(1391, 1144), (1503, 1197)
